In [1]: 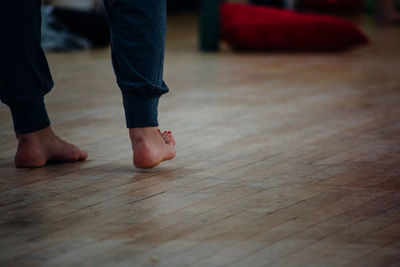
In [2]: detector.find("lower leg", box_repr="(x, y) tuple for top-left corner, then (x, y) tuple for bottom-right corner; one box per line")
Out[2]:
(0, 1), (87, 168)
(104, 0), (176, 168)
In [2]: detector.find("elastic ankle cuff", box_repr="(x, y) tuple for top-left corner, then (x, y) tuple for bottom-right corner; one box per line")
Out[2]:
(8, 97), (50, 134)
(122, 93), (160, 128)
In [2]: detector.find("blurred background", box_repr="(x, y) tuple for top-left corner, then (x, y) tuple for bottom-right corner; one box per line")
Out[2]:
(40, 0), (400, 52)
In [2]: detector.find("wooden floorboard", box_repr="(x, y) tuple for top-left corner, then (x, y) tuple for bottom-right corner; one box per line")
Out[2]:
(0, 15), (399, 266)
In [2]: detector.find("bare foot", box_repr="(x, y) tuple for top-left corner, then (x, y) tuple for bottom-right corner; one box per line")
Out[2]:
(14, 126), (88, 168)
(129, 127), (176, 169)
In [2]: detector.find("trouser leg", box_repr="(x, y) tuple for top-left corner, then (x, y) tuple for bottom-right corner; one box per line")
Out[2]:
(0, 0), (53, 134)
(103, 0), (169, 128)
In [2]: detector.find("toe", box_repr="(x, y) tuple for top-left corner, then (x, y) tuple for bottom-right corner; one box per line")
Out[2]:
(166, 132), (176, 146)
(79, 150), (88, 161)
(49, 144), (84, 162)
(68, 145), (82, 161)
(160, 131), (175, 146)
(165, 146), (176, 160)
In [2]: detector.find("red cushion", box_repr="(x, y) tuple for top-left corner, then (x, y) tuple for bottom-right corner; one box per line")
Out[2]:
(301, 0), (364, 13)
(220, 3), (369, 51)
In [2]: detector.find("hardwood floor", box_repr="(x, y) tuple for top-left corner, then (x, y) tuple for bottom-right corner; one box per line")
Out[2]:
(0, 15), (399, 266)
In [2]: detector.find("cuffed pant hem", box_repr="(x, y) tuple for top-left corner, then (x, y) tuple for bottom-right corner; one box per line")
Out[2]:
(122, 92), (160, 128)
(8, 97), (50, 134)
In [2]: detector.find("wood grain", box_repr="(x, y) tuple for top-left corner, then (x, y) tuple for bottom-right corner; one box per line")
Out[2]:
(0, 15), (399, 266)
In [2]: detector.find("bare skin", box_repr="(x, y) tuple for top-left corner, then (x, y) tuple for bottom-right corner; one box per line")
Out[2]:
(129, 127), (176, 169)
(14, 126), (176, 169)
(14, 126), (88, 168)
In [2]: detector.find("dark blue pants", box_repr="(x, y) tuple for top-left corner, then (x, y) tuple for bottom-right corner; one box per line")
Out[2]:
(0, 0), (169, 134)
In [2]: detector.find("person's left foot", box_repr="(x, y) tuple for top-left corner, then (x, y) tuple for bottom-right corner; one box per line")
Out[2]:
(14, 126), (88, 168)
(129, 127), (176, 169)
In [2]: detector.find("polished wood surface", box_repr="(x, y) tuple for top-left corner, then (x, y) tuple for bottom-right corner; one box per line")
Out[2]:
(0, 15), (399, 266)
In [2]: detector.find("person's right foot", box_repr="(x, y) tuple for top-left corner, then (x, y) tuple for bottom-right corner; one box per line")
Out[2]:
(14, 126), (87, 168)
(129, 127), (176, 169)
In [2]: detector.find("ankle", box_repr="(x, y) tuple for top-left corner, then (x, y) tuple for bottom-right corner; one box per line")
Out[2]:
(129, 127), (158, 141)
(16, 132), (39, 143)
(16, 126), (52, 142)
